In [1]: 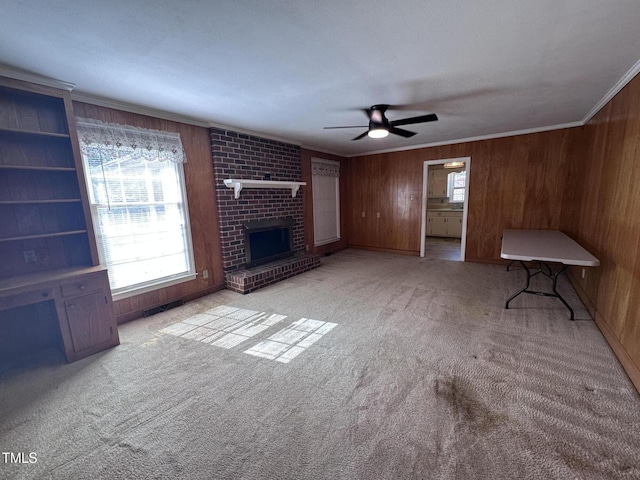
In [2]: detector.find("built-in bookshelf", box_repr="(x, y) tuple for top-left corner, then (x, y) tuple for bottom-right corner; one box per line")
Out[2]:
(0, 78), (98, 278)
(0, 76), (118, 364)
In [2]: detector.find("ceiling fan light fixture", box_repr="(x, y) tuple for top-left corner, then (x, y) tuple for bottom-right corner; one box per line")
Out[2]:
(368, 127), (389, 139)
(325, 104), (438, 141)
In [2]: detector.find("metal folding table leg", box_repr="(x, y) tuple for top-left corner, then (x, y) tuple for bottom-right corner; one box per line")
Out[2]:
(505, 261), (575, 320)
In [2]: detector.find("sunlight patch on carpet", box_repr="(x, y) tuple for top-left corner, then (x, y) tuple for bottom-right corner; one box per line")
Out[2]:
(244, 318), (337, 363)
(160, 306), (287, 349)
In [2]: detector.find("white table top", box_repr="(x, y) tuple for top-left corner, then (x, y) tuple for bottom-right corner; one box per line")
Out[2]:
(501, 229), (600, 267)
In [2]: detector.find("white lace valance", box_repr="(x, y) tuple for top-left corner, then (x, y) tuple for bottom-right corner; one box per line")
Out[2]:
(76, 118), (186, 163)
(311, 158), (340, 177)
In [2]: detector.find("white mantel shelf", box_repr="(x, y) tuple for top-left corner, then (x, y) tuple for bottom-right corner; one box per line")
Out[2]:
(223, 179), (307, 199)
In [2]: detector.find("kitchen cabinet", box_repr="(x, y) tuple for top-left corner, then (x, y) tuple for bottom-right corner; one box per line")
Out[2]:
(447, 214), (463, 237)
(428, 169), (449, 198)
(428, 215), (448, 236)
(426, 211), (463, 238)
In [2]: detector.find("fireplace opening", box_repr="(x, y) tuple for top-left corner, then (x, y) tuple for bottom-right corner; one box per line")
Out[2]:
(244, 218), (295, 268)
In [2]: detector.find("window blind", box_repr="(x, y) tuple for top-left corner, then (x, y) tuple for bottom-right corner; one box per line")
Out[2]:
(312, 158), (340, 246)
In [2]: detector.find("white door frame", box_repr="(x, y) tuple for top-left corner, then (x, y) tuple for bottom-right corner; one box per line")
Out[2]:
(420, 156), (471, 260)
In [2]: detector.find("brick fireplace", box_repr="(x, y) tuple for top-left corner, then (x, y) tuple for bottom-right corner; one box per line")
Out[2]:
(211, 128), (319, 293)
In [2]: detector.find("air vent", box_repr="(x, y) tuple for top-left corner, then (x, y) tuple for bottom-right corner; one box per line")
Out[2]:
(143, 300), (184, 317)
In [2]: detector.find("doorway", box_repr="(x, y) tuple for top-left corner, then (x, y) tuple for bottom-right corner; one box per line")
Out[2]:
(419, 157), (471, 260)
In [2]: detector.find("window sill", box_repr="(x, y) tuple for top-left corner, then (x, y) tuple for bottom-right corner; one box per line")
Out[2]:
(112, 272), (197, 301)
(314, 237), (341, 247)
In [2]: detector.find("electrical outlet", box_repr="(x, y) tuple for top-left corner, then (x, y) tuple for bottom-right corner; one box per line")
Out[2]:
(202, 270), (209, 279)
(23, 250), (37, 263)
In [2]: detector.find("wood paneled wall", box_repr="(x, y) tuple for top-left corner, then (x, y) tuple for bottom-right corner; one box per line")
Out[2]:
(562, 74), (640, 390)
(301, 148), (349, 256)
(349, 129), (578, 260)
(72, 102), (224, 323)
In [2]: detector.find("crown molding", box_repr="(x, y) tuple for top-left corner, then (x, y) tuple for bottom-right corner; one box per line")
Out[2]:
(582, 57), (640, 124)
(208, 121), (303, 147)
(346, 121), (584, 157)
(0, 64), (75, 91)
(71, 92), (211, 128)
(300, 144), (348, 158)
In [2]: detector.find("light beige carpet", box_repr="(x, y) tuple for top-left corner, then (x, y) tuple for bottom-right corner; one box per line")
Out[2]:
(1, 249), (639, 479)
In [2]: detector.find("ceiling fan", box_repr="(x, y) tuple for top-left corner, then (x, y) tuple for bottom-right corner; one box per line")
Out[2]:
(324, 104), (438, 141)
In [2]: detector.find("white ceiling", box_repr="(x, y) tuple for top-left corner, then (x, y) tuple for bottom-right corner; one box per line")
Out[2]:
(1, 0), (639, 156)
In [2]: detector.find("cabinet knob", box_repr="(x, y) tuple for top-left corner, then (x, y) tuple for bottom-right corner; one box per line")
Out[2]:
(79, 284), (86, 290)
(42, 292), (49, 298)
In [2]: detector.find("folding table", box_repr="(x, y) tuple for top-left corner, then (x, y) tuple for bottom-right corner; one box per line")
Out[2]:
(501, 229), (600, 320)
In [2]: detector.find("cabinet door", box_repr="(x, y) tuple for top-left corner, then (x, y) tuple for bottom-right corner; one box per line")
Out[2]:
(430, 217), (448, 236)
(447, 216), (463, 237)
(427, 169), (437, 197)
(435, 170), (449, 197)
(64, 292), (113, 353)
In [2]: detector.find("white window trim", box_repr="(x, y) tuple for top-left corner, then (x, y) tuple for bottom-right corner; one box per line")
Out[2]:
(112, 272), (197, 301)
(110, 162), (197, 299)
(447, 170), (466, 203)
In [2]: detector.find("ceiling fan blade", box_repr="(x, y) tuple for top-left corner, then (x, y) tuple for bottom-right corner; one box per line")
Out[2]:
(388, 127), (416, 138)
(351, 131), (369, 141)
(323, 125), (368, 129)
(390, 113), (438, 127)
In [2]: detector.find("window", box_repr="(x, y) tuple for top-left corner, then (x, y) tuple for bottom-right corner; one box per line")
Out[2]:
(311, 158), (340, 246)
(76, 118), (195, 297)
(447, 171), (466, 203)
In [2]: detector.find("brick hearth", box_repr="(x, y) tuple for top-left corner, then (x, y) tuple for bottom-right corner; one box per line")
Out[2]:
(225, 253), (320, 294)
(210, 127), (319, 292)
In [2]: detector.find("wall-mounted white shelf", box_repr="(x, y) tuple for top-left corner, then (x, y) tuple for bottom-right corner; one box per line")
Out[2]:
(224, 179), (306, 199)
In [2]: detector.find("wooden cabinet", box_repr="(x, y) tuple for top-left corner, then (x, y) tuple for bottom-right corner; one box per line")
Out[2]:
(428, 168), (448, 197)
(0, 76), (118, 363)
(1, 267), (119, 362)
(426, 211), (463, 238)
(59, 269), (117, 360)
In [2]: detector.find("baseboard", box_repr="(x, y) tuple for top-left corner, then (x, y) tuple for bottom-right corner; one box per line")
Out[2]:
(313, 240), (349, 256)
(115, 284), (225, 325)
(593, 311), (640, 393)
(464, 257), (505, 265)
(566, 269), (597, 318)
(349, 245), (419, 256)
(565, 272), (640, 393)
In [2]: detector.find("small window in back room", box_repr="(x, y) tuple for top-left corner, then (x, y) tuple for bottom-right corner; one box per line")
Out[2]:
(76, 118), (196, 297)
(448, 170), (466, 203)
